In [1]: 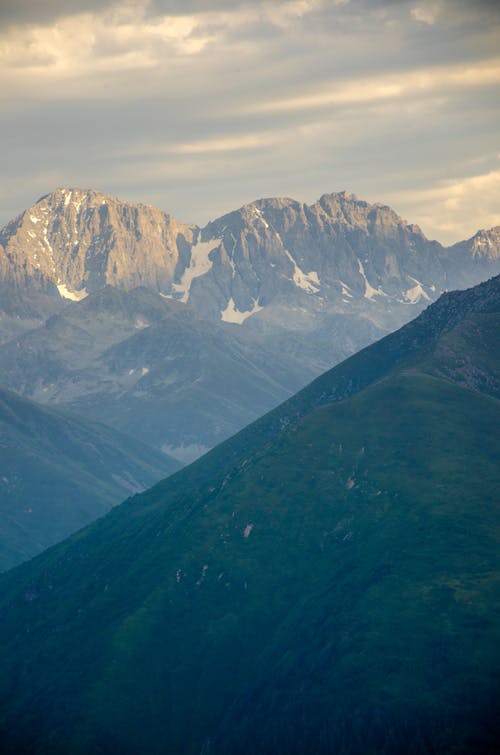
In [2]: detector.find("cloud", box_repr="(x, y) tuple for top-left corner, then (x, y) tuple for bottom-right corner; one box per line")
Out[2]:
(0, 0), (251, 25)
(246, 58), (500, 113)
(161, 132), (280, 155)
(0, 2), (313, 97)
(0, 6), (209, 77)
(410, 1), (445, 25)
(383, 168), (500, 243)
(0, 0), (499, 247)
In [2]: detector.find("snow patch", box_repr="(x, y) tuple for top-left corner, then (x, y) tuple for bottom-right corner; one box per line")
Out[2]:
(172, 238), (220, 303)
(404, 277), (431, 303)
(161, 442), (210, 463)
(42, 220), (56, 274)
(339, 280), (353, 298)
(221, 297), (263, 324)
(253, 206), (269, 228)
(357, 260), (386, 300)
(140, 367), (149, 376)
(111, 472), (144, 494)
(64, 191), (72, 207)
(30, 215), (40, 224)
(283, 248), (320, 293)
(57, 283), (88, 301)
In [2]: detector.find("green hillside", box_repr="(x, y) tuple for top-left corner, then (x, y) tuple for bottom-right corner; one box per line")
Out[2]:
(0, 387), (180, 571)
(0, 277), (498, 754)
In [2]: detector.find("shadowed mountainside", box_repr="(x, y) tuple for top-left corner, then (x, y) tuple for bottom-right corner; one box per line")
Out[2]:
(0, 276), (498, 753)
(0, 386), (180, 571)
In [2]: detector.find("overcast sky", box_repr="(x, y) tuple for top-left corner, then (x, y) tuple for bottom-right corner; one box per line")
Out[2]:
(1, 0), (499, 243)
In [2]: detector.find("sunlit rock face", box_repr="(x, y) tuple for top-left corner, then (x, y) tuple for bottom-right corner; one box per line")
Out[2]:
(0, 188), (499, 447)
(2, 188), (498, 331)
(0, 187), (196, 297)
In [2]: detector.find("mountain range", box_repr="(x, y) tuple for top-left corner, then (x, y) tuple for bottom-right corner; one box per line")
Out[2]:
(0, 274), (498, 754)
(2, 189), (499, 321)
(0, 188), (499, 459)
(0, 286), (309, 459)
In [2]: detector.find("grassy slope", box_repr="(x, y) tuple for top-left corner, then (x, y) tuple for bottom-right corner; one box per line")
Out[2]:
(0, 387), (181, 570)
(0, 281), (498, 753)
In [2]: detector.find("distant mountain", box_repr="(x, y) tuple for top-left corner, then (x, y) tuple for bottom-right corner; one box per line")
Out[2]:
(0, 386), (180, 571)
(444, 226), (500, 285)
(1, 188), (499, 457)
(0, 286), (310, 460)
(1, 188), (499, 363)
(0, 276), (498, 754)
(0, 283), (65, 344)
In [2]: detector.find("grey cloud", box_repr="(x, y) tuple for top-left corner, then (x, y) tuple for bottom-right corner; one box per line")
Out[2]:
(0, 0), (253, 26)
(1, 0), (499, 243)
(0, 0), (105, 25)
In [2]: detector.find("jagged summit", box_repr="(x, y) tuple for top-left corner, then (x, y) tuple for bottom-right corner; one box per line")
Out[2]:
(0, 188), (196, 299)
(463, 226), (500, 260)
(1, 187), (499, 342)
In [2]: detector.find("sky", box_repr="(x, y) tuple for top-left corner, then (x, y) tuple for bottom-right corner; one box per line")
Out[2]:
(0, 0), (499, 244)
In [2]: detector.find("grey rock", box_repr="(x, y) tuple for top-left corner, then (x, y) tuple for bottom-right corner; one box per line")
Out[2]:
(1, 187), (499, 456)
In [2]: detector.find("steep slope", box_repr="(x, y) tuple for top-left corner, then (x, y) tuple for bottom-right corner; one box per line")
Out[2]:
(0, 387), (180, 571)
(0, 287), (309, 460)
(0, 277), (498, 754)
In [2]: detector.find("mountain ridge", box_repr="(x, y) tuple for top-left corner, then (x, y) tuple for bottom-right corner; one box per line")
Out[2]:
(1, 189), (499, 459)
(0, 285), (312, 459)
(0, 384), (180, 571)
(1, 187), (498, 315)
(0, 275), (498, 753)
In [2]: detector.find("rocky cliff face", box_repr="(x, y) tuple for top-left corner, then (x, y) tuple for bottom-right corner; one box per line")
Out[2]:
(0, 188), (196, 297)
(2, 189), (498, 334)
(190, 191), (447, 328)
(0, 189), (500, 328)
(1, 187), (499, 386)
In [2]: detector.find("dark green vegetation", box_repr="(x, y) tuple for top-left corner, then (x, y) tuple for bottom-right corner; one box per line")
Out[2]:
(0, 276), (499, 754)
(0, 387), (180, 571)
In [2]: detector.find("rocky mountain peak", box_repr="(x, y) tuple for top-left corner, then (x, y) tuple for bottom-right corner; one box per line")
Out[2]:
(1, 188), (499, 340)
(0, 188), (196, 299)
(469, 226), (500, 259)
